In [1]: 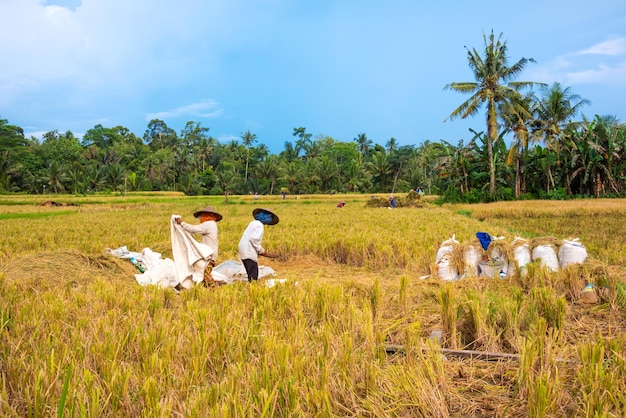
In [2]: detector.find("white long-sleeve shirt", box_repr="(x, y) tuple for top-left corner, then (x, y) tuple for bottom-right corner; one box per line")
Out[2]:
(180, 220), (218, 262)
(238, 220), (265, 262)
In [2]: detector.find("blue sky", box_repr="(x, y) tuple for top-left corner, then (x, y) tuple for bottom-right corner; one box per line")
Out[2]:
(1, 0), (625, 153)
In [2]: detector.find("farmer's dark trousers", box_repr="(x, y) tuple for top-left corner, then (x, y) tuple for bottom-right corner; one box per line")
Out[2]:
(242, 259), (259, 282)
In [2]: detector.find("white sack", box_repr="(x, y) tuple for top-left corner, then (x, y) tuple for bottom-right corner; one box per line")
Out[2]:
(532, 244), (559, 272)
(437, 253), (460, 281)
(436, 234), (459, 263)
(558, 238), (588, 268)
(510, 238), (531, 276)
(463, 245), (481, 277)
(478, 259), (506, 278)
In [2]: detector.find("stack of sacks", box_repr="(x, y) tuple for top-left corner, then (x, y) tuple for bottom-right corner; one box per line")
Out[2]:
(433, 234), (591, 281)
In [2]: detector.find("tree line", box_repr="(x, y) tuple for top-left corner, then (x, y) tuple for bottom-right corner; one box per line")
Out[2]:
(1, 32), (624, 201)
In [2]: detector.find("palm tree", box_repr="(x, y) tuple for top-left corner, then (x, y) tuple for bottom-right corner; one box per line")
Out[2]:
(588, 115), (624, 195)
(216, 162), (241, 201)
(281, 142), (298, 162)
(194, 137), (216, 172)
(368, 151), (392, 192)
(281, 160), (303, 194)
(314, 156), (340, 192)
(292, 127), (312, 159)
(241, 130), (257, 184)
(344, 159), (368, 192)
(439, 139), (475, 194)
(385, 137), (398, 155)
(499, 92), (538, 197)
(43, 161), (69, 193)
(355, 133), (372, 157)
(445, 31), (540, 196)
(534, 82), (590, 192)
(255, 155), (281, 195)
(535, 83), (590, 151)
(105, 163), (126, 192)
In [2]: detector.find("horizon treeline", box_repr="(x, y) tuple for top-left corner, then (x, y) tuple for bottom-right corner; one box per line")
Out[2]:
(0, 111), (624, 202)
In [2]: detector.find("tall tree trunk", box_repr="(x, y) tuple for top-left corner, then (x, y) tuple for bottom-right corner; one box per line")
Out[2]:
(487, 101), (497, 196)
(515, 158), (521, 198)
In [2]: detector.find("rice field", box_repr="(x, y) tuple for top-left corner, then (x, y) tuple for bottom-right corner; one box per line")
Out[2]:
(1, 193), (625, 417)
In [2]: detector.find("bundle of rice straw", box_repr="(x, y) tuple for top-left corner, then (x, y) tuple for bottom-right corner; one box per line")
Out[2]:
(487, 236), (513, 264)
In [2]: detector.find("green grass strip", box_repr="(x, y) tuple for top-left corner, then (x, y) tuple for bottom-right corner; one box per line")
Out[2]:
(0, 210), (77, 220)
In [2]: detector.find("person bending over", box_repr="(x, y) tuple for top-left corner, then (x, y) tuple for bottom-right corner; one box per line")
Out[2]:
(238, 208), (279, 282)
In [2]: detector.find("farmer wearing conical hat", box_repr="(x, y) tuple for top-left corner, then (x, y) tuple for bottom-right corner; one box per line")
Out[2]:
(175, 205), (223, 286)
(238, 208), (280, 282)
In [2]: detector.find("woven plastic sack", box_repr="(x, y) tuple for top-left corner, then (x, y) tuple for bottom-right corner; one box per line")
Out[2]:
(436, 234), (459, 263)
(558, 238), (588, 268)
(463, 244), (481, 277)
(437, 253), (460, 281)
(510, 237), (531, 275)
(532, 244), (559, 272)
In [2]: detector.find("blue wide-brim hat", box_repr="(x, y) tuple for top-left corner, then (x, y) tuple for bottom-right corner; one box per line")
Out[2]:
(252, 208), (279, 225)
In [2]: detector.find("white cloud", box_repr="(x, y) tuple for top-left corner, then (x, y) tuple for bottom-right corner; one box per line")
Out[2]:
(145, 100), (223, 121)
(577, 38), (626, 56)
(527, 37), (626, 87)
(564, 63), (626, 85)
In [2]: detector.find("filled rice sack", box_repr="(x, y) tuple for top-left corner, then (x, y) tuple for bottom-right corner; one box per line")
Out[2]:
(510, 237), (531, 276)
(479, 237), (511, 278)
(437, 253), (460, 281)
(478, 258), (507, 278)
(462, 240), (482, 277)
(558, 238), (589, 268)
(531, 243), (559, 272)
(436, 234), (459, 263)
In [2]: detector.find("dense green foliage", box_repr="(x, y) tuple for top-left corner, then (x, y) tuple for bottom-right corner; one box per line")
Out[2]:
(1, 115), (624, 201)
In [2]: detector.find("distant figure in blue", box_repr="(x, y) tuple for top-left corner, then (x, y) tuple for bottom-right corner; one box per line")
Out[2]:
(389, 194), (397, 208)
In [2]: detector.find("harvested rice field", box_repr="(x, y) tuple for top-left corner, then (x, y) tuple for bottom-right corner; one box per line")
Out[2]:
(1, 193), (625, 417)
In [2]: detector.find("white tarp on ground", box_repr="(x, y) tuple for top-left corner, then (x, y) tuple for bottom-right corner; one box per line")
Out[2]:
(212, 260), (276, 284)
(106, 214), (277, 288)
(106, 246), (277, 287)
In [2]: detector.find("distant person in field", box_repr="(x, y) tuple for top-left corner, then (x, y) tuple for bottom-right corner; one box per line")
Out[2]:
(389, 194), (397, 208)
(238, 208), (280, 282)
(175, 205), (222, 286)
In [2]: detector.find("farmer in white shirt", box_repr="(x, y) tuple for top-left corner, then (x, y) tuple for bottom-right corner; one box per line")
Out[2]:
(175, 205), (222, 286)
(238, 208), (279, 282)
